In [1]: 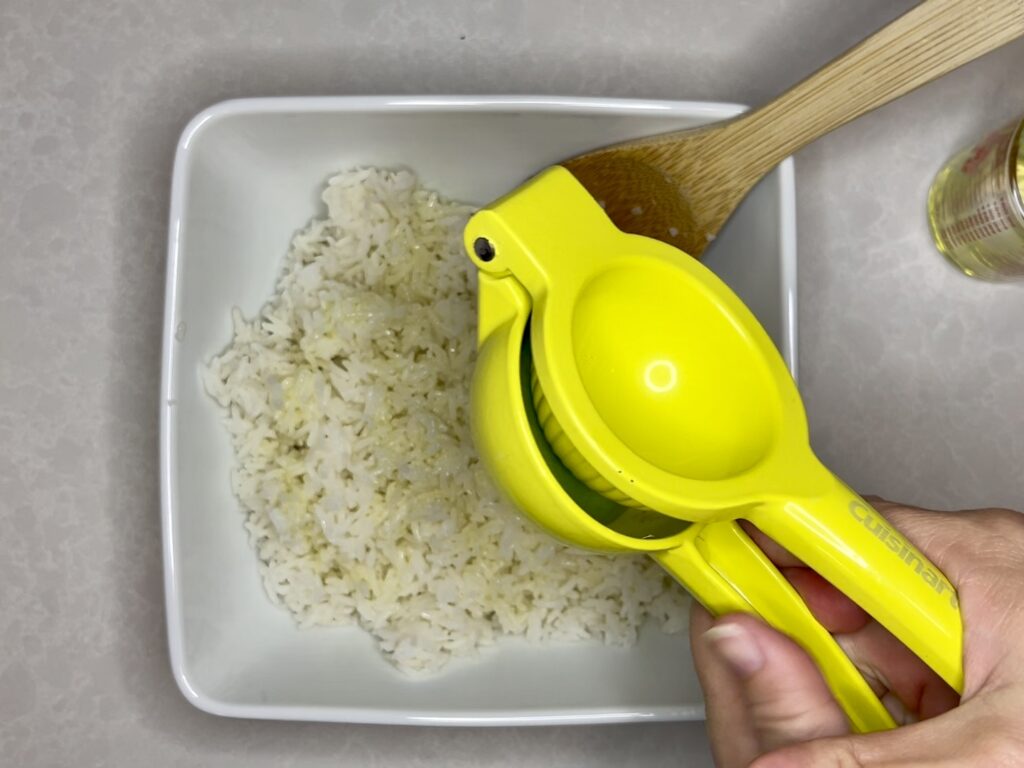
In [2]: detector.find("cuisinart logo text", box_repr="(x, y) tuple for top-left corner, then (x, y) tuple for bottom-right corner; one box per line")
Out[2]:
(849, 501), (960, 610)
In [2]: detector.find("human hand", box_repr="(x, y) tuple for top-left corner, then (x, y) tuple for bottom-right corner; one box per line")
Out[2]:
(690, 499), (1024, 767)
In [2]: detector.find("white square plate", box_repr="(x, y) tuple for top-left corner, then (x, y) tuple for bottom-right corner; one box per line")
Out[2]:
(160, 96), (797, 725)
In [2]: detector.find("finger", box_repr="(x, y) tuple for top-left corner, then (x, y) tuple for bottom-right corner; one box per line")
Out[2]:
(740, 522), (871, 633)
(748, 499), (983, 647)
(741, 521), (805, 567)
(690, 603), (762, 768)
(746, 502), (965, 718)
(743, 561), (957, 720)
(861, 494), (895, 506)
(837, 618), (960, 721)
(777, 500), (959, 719)
(872, 504), (1024, 698)
(750, 497), (978, 580)
(856, 498), (995, 583)
(751, 707), (983, 768)
(703, 613), (849, 753)
(781, 566), (871, 634)
(740, 500), (922, 566)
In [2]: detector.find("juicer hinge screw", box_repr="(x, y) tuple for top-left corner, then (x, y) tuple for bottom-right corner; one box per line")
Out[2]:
(473, 237), (496, 262)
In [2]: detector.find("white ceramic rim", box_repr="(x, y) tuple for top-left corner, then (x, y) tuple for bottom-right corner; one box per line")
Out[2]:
(160, 95), (798, 725)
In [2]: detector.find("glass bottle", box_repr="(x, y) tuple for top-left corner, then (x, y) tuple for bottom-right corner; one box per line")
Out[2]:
(927, 116), (1024, 282)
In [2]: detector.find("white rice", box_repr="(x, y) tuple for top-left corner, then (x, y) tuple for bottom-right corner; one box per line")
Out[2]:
(203, 168), (687, 674)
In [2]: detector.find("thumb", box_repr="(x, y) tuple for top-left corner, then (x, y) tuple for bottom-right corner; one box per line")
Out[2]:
(750, 726), (938, 768)
(704, 614), (849, 752)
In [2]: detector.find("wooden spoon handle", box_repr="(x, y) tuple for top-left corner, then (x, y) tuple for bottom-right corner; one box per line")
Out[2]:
(727, 0), (1024, 178)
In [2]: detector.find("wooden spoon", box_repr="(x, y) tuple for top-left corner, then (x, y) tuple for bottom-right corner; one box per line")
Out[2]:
(563, 0), (1024, 257)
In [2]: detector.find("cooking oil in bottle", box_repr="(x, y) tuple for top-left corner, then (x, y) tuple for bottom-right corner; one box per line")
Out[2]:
(927, 117), (1024, 282)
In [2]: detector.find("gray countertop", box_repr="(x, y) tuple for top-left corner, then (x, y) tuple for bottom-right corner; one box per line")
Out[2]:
(2, 1), (1022, 765)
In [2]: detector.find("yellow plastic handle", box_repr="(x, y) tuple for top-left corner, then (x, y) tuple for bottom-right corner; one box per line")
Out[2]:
(655, 521), (895, 732)
(748, 467), (964, 694)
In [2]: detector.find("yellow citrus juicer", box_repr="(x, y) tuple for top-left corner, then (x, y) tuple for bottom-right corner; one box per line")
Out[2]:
(463, 166), (964, 733)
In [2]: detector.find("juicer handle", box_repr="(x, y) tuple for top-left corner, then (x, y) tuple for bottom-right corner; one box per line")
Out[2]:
(655, 521), (897, 733)
(748, 471), (965, 694)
